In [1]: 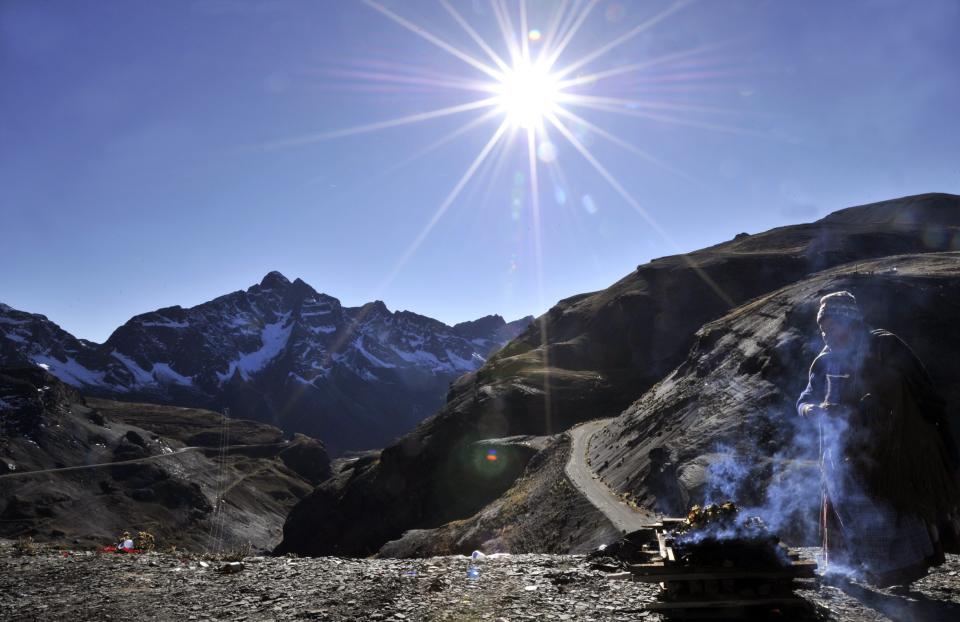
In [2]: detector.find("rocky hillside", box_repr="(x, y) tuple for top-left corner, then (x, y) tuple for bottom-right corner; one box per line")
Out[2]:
(0, 367), (329, 551)
(277, 192), (960, 556)
(0, 273), (532, 453)
(590, 252), (960, 542)
(374, 434), (620, 558)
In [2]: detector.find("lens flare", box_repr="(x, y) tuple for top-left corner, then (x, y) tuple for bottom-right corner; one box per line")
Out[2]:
(537, 140), (557, 163)
(582, 194), (598, 214)
(554, 186), (567, 205)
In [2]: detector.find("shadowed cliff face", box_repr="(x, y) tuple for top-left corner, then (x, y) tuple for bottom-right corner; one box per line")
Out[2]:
(278, 193), (960, 557)
(591, 253), (960, 544)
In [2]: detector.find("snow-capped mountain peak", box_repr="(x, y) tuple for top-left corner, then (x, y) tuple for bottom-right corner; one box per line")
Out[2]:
(0, 273), (533, 452)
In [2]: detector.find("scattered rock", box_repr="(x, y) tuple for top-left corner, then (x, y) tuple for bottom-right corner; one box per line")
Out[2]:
(219, 561), (244, 574)
(2, 547), (955, 621)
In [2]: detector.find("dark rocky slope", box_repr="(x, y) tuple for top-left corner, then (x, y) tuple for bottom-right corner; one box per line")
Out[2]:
(375, 434), (620, 558)
(0, 367), (329, 551)
(278, 192), (960, 556)
(590, 252), (960, 541)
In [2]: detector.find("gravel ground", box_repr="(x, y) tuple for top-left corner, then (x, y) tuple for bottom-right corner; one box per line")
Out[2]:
(1, 541), (959, 621)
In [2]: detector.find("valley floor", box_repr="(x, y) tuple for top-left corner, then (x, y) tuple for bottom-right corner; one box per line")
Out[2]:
(2, 541), (959, 621)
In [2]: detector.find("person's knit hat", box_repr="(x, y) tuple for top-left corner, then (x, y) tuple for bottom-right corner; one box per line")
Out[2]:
(817, 291), (862, 325)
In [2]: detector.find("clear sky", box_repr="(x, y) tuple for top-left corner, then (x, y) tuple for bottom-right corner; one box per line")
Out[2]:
(2, 0), (958, 343)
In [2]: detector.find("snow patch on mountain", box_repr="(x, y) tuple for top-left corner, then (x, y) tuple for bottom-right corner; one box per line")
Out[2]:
(228, 315), (252, 328)
(309, 325), (337, 334)
(4, 332), (27, 344)
(108, 351), (193, 387)
(139, 320), (189, 329)
(218, 314), (293, 382)
(353, 336), (395, 369)
(111, 351), (154, 386)
(30, 355), (105, 387)
(302, 307), (333, 317)
(288, 372), (317, 386)
(391, 347), (439, 367)
(152, 363), (193, 386)
(445, 349), (477, 372)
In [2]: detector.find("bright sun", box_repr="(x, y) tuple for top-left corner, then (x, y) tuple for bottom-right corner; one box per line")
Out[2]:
(495, 60), (561, 129)
(281, 0), (710, 291)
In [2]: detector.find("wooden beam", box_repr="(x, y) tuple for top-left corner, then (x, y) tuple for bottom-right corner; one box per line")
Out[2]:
(628, 559), (817, 579)
(643, 596), (808, 611)
(630, 568), (816, 582)
(630, 559), (817, 573)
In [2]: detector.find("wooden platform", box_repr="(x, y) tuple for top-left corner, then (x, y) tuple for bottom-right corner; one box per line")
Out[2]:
(627, 522), (818, 619)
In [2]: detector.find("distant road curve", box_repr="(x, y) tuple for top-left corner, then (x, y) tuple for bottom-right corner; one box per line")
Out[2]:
(565, 419), (655, 533)
(0, 442), (289, 480)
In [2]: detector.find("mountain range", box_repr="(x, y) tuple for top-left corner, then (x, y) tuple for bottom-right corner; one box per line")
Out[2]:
(0, 272), (532, 453)
(5, 192), (958, 558)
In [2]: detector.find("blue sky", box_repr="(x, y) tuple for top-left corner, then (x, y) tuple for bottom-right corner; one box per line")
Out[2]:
(2, 0), (958, 343)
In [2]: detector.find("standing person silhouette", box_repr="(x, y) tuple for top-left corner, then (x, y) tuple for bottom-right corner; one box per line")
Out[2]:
(797, 291), (960, 586)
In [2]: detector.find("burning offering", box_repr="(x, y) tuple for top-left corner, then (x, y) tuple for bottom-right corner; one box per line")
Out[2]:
(678, 501), (740, 532)
(668, 502), (788, 569)
(627, 502), (817, 619)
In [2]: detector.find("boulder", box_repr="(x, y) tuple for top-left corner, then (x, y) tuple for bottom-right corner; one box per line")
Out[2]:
(278, 434), (332, 485)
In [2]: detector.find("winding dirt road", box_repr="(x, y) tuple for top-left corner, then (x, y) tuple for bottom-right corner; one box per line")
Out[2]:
(565, 419), (654, 533)
(0, 447), (203, 479)
(0, 442), (289, 480)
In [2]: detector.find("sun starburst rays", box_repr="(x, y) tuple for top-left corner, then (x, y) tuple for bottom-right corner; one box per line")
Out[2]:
(252, 0), (759, 431)
(270, 0), (744, 319)
(378, 119), (511, 292)
(439, 0), (511, 73)
(264, 96), (499, 149)
(543, 0), (598, 71)
(361, 0), (504, 81)
(552, 0), (693, 80)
